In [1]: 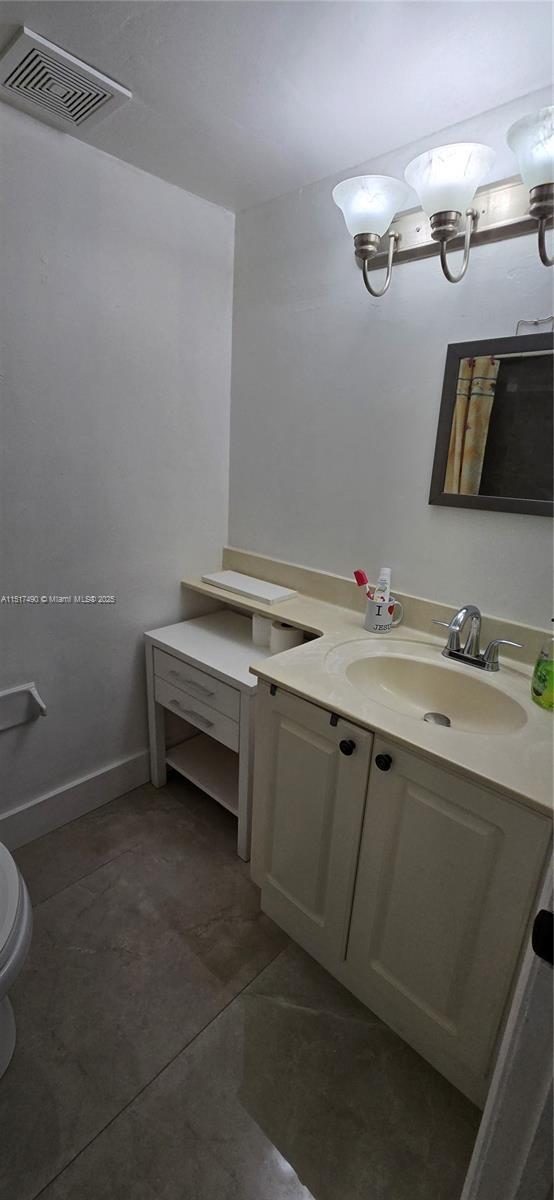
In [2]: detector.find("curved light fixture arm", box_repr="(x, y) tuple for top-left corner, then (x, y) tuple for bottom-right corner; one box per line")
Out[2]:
(362, 232), (398, 298)
(439, 209), (477, 284)
(538, 218), (554, 268)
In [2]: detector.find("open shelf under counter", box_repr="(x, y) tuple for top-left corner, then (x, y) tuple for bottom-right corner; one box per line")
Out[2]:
(166, 735), (239, 816)
(145, 607), (279, 860)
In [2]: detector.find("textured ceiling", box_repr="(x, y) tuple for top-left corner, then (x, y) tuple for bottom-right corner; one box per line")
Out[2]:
(0, 1), (551, 211)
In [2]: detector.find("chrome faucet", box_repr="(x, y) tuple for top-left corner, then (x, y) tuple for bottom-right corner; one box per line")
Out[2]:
(432, 604), (522, 671)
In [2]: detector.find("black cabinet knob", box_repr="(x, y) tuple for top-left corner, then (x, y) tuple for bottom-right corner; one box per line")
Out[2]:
(532, 910), (553, 966)
(375, 753), (392, 771)
(339, 739), (356, 756)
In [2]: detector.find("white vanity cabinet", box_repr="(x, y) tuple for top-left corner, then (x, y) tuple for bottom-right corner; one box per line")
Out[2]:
(345, 736), (550, 1104)
(252, 682), (551, 1105)
(250, 686), (373, 970)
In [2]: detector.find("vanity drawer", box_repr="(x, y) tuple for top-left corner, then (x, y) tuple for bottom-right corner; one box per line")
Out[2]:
(154, 676), (239, 752)
(153, 648), (240, 721)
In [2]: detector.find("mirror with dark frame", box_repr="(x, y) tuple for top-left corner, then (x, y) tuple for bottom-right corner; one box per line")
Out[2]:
(429, 332), (553, 517)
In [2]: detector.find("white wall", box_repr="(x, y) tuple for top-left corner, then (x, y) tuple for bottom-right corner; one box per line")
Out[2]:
(229, 89), (553, 628)
(0, 104), (234, 822)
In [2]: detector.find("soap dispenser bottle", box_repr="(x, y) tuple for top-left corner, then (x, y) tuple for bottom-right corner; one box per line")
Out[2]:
(531, 621), (554, 711)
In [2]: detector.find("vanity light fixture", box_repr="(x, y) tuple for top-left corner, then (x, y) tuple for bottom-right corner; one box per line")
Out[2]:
(334, 123), (554, 299)
(403, 143), (495, 283)
(507, 106), (554, 267)
(332, 175), (410, 296)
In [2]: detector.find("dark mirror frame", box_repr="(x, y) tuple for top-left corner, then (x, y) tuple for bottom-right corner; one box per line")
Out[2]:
(429, 332), (554, 517)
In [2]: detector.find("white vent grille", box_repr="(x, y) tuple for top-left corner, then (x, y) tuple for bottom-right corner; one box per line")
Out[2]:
(0, 27), (131, 130)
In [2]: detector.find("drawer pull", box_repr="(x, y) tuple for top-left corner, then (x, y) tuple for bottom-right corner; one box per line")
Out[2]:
(169, 699), (214, 728)
(168, 669), (214, 698)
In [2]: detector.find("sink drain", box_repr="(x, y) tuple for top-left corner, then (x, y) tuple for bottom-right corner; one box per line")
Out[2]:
(423, 711), (451, 727)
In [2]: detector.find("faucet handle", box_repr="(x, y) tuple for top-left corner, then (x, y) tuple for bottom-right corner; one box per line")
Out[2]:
(482, 638), (523, 671)
(432, 617), (461, 652)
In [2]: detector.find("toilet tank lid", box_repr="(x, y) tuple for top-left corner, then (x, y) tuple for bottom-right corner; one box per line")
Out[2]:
(0, 844), (21, 955)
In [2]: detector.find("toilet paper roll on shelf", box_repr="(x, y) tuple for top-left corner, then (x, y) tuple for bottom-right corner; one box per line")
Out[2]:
(252, 613), (272, 646)
(269, 621), (304, 654)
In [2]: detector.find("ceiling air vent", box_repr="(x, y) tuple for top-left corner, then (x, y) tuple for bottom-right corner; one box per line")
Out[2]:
(0, 27), (131, 130)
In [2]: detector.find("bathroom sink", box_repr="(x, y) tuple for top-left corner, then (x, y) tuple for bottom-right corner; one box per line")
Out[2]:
(326, 641), (527, 734)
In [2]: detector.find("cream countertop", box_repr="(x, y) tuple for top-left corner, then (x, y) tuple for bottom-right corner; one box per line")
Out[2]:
(182, 573), (553, 819)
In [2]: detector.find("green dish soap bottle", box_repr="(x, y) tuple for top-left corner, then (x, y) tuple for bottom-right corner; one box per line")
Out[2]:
(531, 620), (554, 711)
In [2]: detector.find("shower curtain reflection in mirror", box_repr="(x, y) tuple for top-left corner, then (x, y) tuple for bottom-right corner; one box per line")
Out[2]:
(429, 333), (553, 517)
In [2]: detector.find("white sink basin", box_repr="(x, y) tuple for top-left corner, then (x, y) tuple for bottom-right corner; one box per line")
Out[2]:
(326, 640), (527, 735)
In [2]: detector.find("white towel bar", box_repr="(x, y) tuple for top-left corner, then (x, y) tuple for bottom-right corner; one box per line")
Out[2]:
(0, 683), (47, 732)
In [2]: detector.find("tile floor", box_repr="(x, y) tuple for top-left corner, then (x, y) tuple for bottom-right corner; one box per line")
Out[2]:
(2, 776), (480, 1200)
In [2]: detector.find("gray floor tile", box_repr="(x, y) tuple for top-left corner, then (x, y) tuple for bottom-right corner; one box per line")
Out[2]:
(2, 798), (286, 1200)
(39, 945), (479, 1200)
(12, 784), (187, 904)
(247, 939), (379, 1022)
(13, 776), (244, 908)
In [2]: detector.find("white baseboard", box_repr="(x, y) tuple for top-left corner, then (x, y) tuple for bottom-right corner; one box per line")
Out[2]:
(0, 751), (151, 850)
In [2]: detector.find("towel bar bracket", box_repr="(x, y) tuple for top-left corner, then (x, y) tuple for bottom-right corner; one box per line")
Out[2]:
(0, 682), (47, 732)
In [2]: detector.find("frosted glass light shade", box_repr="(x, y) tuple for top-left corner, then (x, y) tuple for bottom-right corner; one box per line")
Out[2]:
(404, 143), (495, 217)
(507, 106), (554, 189)
(332, 175), (409, 237)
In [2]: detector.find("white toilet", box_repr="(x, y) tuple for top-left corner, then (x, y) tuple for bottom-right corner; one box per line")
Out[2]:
(0, 842), (32, 1078)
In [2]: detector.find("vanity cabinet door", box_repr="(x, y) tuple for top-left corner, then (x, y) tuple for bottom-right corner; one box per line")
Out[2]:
(345, 738), (551, 1105)
(252, 683), (373, 972)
